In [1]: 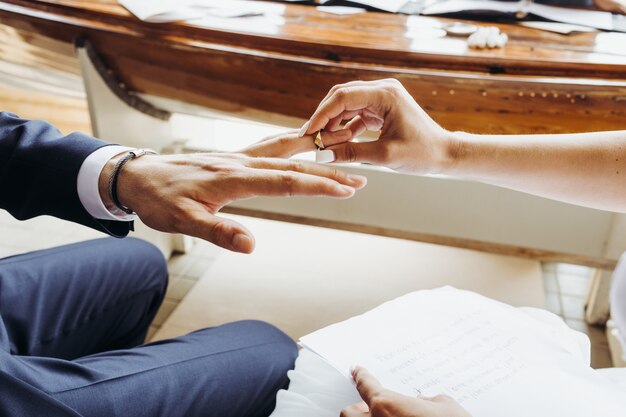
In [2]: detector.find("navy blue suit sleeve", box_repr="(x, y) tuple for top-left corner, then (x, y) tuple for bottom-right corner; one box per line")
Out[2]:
(0, 112), (131, 237)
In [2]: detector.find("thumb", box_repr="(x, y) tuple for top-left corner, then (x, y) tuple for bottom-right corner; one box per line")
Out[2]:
(329, 141), (385, 164)
(352, 367), (386, 406)
(188, 212), (256, 253)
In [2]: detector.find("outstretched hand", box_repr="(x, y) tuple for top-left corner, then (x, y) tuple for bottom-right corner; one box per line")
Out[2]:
(341, 367), (472, 417)
(103, 151), (366, 253)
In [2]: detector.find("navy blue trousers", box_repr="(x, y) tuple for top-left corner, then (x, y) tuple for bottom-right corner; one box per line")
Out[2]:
(0, 238), (297, 417)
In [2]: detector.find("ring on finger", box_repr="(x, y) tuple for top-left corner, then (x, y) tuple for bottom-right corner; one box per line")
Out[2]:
(314, 131), (325, 150)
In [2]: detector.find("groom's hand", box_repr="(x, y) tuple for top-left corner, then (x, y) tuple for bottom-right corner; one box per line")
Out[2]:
(341, 367), (472, 417)
(100, 152), (366, 253)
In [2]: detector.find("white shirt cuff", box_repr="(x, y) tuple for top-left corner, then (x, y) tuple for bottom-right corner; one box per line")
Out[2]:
(77, 145), (138, 221)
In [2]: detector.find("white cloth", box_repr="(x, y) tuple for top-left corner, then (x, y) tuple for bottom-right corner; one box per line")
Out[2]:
(597, 368), (626, 393)
(77, 146), (137, 221)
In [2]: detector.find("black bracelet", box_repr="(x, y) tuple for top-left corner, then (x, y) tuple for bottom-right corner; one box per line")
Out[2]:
(108, 149), (157, 215)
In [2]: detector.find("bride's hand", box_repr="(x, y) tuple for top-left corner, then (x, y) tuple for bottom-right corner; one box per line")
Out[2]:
(301, 79), (452, 175)
(341, 367), (472, 417)
(247, 80), (455, 176)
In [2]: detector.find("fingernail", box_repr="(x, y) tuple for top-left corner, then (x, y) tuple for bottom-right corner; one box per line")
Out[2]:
(298, 120), (310, 137)
(232, 234), (253, 253)
(316, 149), (335, 163)
(338, 185), (355, 195)
(348, 174), (367, 188)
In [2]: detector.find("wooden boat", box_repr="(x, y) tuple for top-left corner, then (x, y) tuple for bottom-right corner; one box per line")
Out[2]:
(1, 0), (626, 134)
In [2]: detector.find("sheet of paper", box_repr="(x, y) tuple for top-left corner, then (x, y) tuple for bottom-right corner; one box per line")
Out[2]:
(530, 3), (612, 31)
(120, 0), (282, 22)
(318, 0), (409, 13)
(519, 21), (596, 35)
(316, 6), (367, 15)
(120, 0), (194, 21)
(421, 0), (613, 30)
(188, 12), (286, 35)
(422, 0), (518, 15)
(300, 287), (626, 417)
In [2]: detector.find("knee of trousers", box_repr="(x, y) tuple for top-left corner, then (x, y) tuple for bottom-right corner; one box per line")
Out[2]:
(221, 320), (298, 377)
(119, 237), (169, 293)
(191, 319), (298, 370)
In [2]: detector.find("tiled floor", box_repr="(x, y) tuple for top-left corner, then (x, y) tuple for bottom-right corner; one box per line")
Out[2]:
(541, 262), (612, 369)
(147, 241), (220, 340)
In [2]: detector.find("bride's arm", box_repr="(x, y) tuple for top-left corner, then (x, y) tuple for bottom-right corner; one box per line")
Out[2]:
(293, 79), (626, 213)
(443, 130), (626, 212)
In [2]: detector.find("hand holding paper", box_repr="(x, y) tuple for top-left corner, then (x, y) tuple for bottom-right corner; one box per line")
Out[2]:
(342, 367), (472, 417)
(297, 287), (626, 417)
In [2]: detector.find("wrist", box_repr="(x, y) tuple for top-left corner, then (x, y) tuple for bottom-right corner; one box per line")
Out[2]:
(99, 152), (125, 212)
(98, 150), (157, 215)
(432, 129), (467, 175)
(116, 154), (159, 212)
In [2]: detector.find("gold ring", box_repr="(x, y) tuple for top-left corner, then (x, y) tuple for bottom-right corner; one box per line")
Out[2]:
(314, 131), (325, 150)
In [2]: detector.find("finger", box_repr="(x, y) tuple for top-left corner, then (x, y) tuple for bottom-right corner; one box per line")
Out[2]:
(242, 132), (313, 158)
(257, 129), (300, 144)
(183, 207), (256, 253)
(361, 113), (385, 132)
(329, 141), (386, 164)
(307, 86), (376, 134)
(246, 157), (367, 189)
(305, 79), (400, 135)
(340, 402), (370, 417)
(305, 86), (384, 135)
(319, 129), (354, 148)
(352, 367), (386, 406)
(239, 169), (358, 199)
(243, 130), (353, 159)
(316, 81), (373, 116)
(299, 82), (366, 136)
(343, 116), (368, 138)
(321, 116), (379, 158)
(428, 394), (457, 404)
(324, 110), (361, 132)
(327, 114), (345, 132)
(353, 401), (369, 413)
(326, 110), (360, 132)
